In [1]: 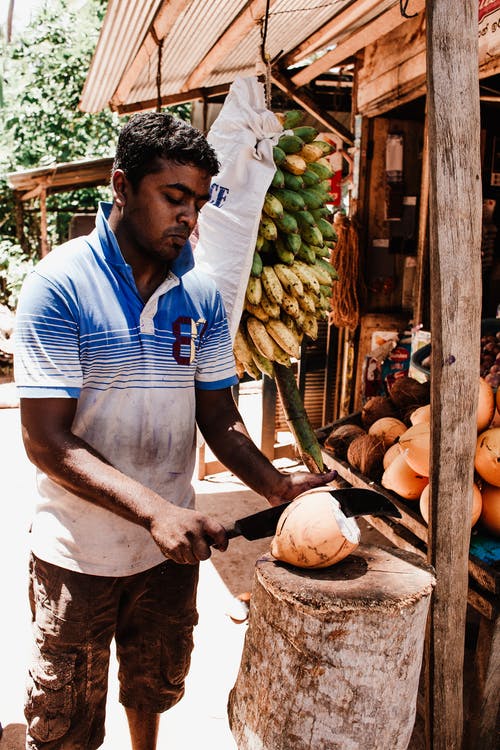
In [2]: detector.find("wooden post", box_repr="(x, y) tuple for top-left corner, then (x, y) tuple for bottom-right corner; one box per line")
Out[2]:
(413, 111), (429, 328)
(39, 187), (49, 258)
(426, 3), (482, 749)
(229, 546), (435, 750)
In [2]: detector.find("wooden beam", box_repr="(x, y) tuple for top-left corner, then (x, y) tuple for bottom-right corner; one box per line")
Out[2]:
(111, 0), (192, 109)
(291, 0), (425, 89)
(425, 2), (482, 749)
(271, 70), (354, 145)
(284, 0), (388, 68)
(413, 110), (429, 328)
(183, 0), (267, 91)
(114, 83), (230, 115)
(39, 187), (49, 258)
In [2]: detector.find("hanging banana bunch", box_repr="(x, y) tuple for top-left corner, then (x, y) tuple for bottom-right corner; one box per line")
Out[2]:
(234, 109), (338, 382)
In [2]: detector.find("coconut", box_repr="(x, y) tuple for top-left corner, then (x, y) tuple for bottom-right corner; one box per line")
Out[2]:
(409, 404), (431, 426)
(368, 417), (407, 449)
(270, 488), (360, 568)
(419, 483), (482, 527)
(398, 422), (430, 477)
(361, 396), (398, 428)
(388, 376), (430, 411)
(324, 423), (366, 460)
(475, 428), (500, 487)
(479, 483), (500, 536)
(383, 443), (401, 470)
(381, 453), (429, 500)
(477, 377), (495, 433)
(347, 433), (385, 479)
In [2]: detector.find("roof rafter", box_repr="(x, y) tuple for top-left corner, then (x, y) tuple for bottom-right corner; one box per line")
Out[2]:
(111, 0), (193, 109)
(183, 0), (268, 91)
(283, 0), (392, 68)
(291, 0), (425, 88)
(114, 83), (231, 115)
(271, 69), (354, 144)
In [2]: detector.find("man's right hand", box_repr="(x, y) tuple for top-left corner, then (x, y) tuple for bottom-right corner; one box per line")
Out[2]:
(149, 505), (229, 564)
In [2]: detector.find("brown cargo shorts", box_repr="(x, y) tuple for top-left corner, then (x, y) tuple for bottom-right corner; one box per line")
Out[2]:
(25, 553), (199, 749)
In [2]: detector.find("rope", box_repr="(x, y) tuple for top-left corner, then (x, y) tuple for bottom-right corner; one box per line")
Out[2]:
(329, 214), (360, 330)
(399, 0), (418, 19)
(260, 0), (272, 108)
(151, 27), (164, 112)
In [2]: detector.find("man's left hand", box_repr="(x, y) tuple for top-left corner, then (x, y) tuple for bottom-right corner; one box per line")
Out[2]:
(266, 467), (338, 507)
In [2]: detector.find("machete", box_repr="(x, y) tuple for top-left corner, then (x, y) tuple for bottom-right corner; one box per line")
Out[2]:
(223, 487), (401, 541)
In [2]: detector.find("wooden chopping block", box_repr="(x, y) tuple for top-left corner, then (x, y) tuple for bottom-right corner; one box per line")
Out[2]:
(228, 544), (435, 750)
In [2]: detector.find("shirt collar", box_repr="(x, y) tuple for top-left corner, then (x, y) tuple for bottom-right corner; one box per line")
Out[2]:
(93, 201), (195, 277)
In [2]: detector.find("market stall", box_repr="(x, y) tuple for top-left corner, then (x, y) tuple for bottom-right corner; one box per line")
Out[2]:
(76, 2), (498, 747)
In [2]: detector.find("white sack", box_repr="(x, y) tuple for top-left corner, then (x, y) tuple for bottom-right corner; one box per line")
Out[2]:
(195, 76), (282, 341)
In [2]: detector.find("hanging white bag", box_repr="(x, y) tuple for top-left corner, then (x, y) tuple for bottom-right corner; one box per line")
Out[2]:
(195, 76), (282, 341)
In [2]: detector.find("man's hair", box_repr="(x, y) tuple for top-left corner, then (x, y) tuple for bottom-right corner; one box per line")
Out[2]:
(112, 112), (220, 189)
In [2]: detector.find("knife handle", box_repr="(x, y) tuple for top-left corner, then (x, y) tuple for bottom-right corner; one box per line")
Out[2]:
(223, 523), (240, 540)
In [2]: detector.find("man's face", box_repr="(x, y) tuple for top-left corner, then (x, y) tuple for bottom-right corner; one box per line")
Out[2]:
(114, 159), (212, 265)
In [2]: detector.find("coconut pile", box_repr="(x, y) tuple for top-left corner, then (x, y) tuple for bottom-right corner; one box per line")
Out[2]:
(324, 376), (430, 482)
(323, 375), (500, 538)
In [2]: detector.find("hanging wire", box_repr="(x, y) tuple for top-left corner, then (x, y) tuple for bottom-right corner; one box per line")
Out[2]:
(399, 0), (418, 18)
(151, 28), (164, 112)
(260, 0), (272, 108)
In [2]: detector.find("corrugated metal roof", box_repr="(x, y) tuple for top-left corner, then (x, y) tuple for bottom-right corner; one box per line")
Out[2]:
(80, 0), (402, 114)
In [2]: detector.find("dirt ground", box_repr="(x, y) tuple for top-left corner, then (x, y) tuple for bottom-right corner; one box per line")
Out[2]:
(0, 397), (429, 750)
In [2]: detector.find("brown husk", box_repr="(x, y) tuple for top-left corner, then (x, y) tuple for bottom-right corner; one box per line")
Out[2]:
(347, 433), (386, 479)
(324, 424), (366, 460)
(361, 396), (398, 428)
(388, 377), (430, 411)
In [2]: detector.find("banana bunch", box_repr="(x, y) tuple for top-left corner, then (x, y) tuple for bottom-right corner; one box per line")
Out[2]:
(234, 109), (338, 380)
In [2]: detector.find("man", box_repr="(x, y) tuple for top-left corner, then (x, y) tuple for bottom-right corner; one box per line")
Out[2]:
(14, 112), (336, 750)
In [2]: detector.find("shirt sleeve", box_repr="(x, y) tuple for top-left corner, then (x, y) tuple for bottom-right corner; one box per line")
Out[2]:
(195, 289), (238, 390)
(14, 270), (83, 398)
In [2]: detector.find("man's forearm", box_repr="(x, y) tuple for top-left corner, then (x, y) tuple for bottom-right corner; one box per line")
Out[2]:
(24, 428), (167, 530)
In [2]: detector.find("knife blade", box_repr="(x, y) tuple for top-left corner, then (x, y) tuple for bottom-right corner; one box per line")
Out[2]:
(224, 487), (401, 541)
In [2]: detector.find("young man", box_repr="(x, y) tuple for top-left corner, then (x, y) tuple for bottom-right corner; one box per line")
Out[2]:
(14, 112), (336, 750)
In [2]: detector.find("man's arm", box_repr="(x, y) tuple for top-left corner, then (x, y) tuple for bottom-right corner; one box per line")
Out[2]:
(20, 397), (228, 564)
(195, 387), (337, 506)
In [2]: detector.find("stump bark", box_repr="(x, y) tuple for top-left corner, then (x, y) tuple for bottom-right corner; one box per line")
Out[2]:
(228, 544), (435, 750)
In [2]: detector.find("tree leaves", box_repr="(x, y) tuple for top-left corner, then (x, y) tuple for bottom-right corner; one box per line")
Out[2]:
(0, 0), (190, 267)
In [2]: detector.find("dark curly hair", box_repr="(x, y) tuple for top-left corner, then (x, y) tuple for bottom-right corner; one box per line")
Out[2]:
(112, 112), (220, 189)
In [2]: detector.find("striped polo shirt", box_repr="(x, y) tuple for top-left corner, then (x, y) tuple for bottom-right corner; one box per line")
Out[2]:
(14, 202), (238, 576)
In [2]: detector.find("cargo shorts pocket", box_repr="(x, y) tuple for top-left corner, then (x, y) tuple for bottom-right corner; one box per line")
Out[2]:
(161, 623), (195, 688)
(25, 649), (76, 744)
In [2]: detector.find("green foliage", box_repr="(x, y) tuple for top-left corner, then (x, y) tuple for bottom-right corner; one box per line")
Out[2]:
(0, 0), (191, 261)
(1, 0), (117, 169)
(0, 238), (36, 309)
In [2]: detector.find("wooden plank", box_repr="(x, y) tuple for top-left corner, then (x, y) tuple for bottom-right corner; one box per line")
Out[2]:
(183, 0), (267, 91)
(321, 448), (429, 541)
(357, 50), (426, 115)
(271, 70), (354, 145)
(414, 111), (429, 328)
(284, 0), (386, 68)
(115, 83), (231, 115)
(364, 514), (426, 556)
(357, 9), (425, 92)
(465, 614), (500, 750)
(39, 187), (49, 258)
(291, 0), (425, 88)
(320, 438), (500, 601)
(425, 1), (483, 747)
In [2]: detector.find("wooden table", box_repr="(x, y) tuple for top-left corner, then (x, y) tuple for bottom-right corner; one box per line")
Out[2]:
(317, 420), (500, 749)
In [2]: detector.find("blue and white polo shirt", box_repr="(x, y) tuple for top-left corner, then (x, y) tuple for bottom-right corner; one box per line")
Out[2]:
(14, 202), (238, 576)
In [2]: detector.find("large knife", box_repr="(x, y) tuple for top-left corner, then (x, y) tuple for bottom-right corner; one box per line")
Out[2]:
(224, 487), (401, 541)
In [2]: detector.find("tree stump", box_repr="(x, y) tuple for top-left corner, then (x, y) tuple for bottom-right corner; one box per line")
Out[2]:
(228, 544), (435, 750)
